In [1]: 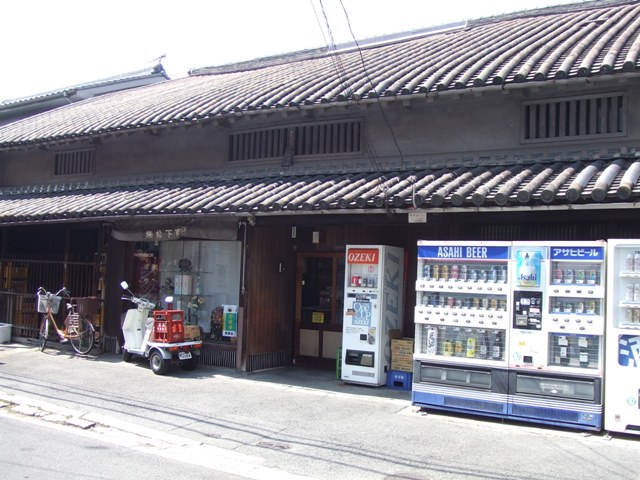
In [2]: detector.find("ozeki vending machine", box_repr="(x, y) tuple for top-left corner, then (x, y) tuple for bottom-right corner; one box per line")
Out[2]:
(605, 239), (640, 435)
(508, 241), (606, 431)
(412, 241), (512, 418)
(341, 245), (404, 386)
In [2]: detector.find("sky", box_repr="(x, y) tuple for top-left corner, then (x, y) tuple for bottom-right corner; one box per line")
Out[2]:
(2, 0), (584, 102)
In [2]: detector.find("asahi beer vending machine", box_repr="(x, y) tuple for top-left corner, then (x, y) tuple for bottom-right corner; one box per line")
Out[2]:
(412, 241), (512, 417)
(508, 241), (606, 431)
(605, 239), (640, 435)
(411, 240), (606, 430)
(341, 245), (404, 386)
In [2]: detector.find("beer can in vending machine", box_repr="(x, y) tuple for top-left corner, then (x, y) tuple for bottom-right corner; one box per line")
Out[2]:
(451, 264), (459, 281)
(553, 268), (563, 284)
(422, 263), (431, 280)
(460, 264), (468, 281)
(441, 265), (450, 281)
(433, 265), (440, 281)
(564, 268), (574, 284)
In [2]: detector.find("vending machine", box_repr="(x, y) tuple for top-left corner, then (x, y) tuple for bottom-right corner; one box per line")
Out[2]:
(412, 241), (512, 418)
(605, 239), (640, 435)
(508, 241), (606, 431)
(341, 245), (404, 386)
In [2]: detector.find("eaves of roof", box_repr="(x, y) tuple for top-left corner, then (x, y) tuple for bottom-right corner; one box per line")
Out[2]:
(0, 156), (638, 224)
(1, 1), (640, 149)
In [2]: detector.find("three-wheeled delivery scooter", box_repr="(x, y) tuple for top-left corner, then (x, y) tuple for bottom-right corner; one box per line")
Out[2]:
(120, 281), (202, 375)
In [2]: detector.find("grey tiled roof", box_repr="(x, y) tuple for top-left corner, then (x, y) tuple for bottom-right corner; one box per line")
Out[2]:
(0, 157), (638, 223)
(0, 63), (169, 108)
(1, 1), (639, 148)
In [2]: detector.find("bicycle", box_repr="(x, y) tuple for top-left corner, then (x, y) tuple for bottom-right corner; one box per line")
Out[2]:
(37, 287), (95, 355)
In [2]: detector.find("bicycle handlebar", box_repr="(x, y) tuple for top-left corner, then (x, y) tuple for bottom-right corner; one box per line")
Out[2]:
(36, 286), (70, 297)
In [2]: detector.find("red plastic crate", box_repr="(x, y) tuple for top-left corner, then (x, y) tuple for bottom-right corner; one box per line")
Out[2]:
(153, 310), (184, 343)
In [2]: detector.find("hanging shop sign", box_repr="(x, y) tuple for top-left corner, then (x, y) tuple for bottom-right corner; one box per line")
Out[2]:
(110, 217), (239, 242)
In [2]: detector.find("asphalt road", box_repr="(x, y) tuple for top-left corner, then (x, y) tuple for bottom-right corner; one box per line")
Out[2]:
(1, 340), (640, 480)
(0, 413), (251, 480)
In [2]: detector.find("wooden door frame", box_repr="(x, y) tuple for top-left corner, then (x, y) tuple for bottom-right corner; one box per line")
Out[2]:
(294, 251), (344, 368)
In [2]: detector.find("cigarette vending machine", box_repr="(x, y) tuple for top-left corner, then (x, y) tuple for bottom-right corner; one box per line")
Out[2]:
(508, 241), (606, 431)
(605, 239), (640, 435)
(341, 245), (404, 386)
(412, 241), (512, 418)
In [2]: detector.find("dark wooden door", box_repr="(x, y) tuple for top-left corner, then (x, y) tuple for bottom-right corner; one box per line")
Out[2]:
(294, 252), (345, 369)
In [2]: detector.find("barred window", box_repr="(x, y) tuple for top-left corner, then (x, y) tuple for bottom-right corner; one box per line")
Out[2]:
(229, 120), (362, 161)
(522, 93), (625, 143)
(54, 149), (96, 176)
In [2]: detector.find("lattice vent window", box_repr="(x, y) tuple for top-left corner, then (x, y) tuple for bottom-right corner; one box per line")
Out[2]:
(522, 93), (625, 143)
(229, 120), (362, 161)
(54, 149), (96, 176)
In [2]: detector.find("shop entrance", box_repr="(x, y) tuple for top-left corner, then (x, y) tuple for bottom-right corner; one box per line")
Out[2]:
(294, 252), (345, 369)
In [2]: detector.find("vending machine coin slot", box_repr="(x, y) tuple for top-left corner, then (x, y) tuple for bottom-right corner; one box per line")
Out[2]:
(513, 290), (543, 330)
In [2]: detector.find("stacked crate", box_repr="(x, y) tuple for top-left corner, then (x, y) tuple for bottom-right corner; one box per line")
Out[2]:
(153, 310), (184, 343)
(387, 337), (414, 390)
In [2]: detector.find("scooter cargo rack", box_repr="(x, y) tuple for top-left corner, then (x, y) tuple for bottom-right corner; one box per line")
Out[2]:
(153, 310), (184, 343)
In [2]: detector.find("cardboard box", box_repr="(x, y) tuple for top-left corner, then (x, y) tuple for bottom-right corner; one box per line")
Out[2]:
(391, 338), (414, 372)
(184, 325), (201, 340)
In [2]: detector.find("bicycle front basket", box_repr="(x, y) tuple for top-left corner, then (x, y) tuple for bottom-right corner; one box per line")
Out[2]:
(37, 294), (62, 314)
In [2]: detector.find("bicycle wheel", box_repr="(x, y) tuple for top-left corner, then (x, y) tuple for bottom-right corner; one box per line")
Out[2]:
(69, 315), (95, 355)
(39, 316), (49, 352)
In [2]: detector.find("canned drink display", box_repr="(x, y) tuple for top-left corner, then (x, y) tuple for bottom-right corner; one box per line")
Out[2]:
(563, 302), (573, 313)
(470, 269), (478, 282)
(433, 265), (440, 281)
(447, 296), (455, 307)
(351, 276), (361, 287)
(587, 269), (597, 285)
(634, 309), (640, 323)
(489, 266), (497, 283)
(498, 299), (507, 311)
(552, 300), (562, 313)
(451, 264), (459, 280)
(634, 284), (640, 303)
(635, 251), (640, 272)
(501, 265), (508, 283)
(472, 297), (480, 309)
(481, 298), (489, 309)
(626, 253), (635, 272)
(480, 269), (488, 283)
(626, 284), (635, 302)
(553, 268), (563, 284)
(564, 268), (574, 284)
(575, 301), (584, 314)
(586, 300), (596, 314)
(625, 308), (634, 323)
(490, 298), (498, 310)
(422, 263), (431, 280)
(460, 265), (468, 282)
(575, 270), (585, 284)
(441, 265), (449, 281)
